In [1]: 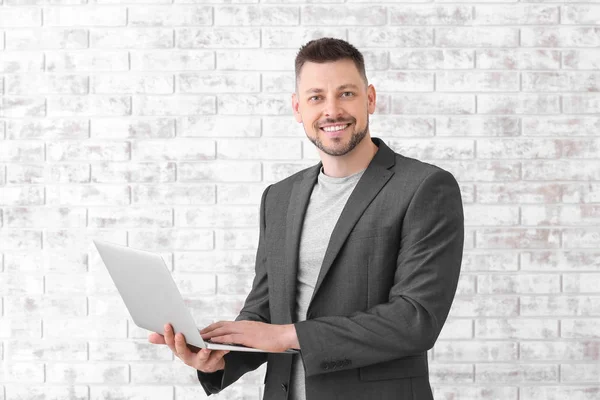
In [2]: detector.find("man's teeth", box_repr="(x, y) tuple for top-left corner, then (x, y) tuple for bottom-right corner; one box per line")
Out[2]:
(322, 124), (349, 132)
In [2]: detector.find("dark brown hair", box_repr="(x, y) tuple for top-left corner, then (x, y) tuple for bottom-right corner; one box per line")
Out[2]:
(294, 38), (368, 91)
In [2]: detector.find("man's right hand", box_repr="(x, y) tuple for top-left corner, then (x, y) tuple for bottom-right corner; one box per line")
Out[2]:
(148, 323), (229, 373)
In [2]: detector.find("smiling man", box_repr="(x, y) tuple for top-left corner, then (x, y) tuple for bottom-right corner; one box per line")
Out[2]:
(149, 38), (464, 400)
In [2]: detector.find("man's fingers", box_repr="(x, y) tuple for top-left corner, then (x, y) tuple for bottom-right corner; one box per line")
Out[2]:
(163, 324), (177, 354)
(148, 332), (166, 345)
(198, 350), (229, 373)
(200, 321), (229, 335)
(174, 332), (194, 364)
(209, 334), (240, 345)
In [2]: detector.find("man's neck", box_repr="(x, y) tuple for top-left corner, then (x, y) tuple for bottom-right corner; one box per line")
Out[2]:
(319, 136), (379, 178)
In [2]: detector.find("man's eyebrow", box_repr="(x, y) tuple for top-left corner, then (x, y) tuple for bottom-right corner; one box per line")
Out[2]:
(304, 84), (360, 94)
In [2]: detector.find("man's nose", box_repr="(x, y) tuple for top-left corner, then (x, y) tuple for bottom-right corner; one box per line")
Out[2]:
(323, 96), (343, 118)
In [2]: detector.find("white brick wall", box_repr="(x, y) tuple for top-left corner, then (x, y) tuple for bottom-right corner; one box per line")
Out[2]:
(1, 1), (599, 400)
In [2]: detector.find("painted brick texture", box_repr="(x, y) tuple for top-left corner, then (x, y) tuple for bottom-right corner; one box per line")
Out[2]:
(1, 2), (599, 400)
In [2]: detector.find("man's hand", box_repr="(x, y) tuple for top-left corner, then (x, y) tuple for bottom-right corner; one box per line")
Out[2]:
(200, 321), (299, 353)
(148, 323), (229, 373)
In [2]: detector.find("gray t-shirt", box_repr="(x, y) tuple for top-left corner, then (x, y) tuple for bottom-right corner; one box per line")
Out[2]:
(289, 166), (366, 400)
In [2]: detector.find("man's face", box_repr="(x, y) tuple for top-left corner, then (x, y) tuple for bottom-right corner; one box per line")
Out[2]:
(292, 59), (376, 157)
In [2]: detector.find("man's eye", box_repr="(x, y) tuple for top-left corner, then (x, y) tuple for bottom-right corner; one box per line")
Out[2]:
(342, 92), (354, 97)
(309, 96), (320, 101)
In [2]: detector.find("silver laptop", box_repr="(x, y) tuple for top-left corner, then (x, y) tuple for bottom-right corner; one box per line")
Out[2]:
(93, 239), (297, 354)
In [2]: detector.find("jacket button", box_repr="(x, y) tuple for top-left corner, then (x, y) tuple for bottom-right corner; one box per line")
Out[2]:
(321, 362), (329, 370)
(281, 383), (287, 392)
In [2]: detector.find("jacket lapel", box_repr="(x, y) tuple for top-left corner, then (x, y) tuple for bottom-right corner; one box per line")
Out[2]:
(307, 138), (396, 313)
(283, 164), (321, 323)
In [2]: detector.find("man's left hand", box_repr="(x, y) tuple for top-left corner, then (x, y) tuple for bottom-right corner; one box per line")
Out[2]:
(200, 321), (299, 353)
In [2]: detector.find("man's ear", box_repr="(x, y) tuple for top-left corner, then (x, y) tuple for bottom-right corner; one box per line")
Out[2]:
(292, 93), (302, 123)
(367, 84), (377, 115)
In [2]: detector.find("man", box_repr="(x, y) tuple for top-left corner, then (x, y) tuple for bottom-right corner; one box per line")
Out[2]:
(149, 38), (464, 400)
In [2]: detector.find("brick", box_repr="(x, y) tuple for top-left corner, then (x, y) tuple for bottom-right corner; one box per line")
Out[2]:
(216, 273), (253, 295)
(216, 183), (266, 205)
(262, 72), (300, 93)
(477, 138), (560, 159)
(563, 50), (600, 70)
(129, 6), (212, 26)
(477, 183), (565, 204)
(462, 251), (518, 272)
(44, 230), (125, 252)
(437, 116), (519, 137)
(176, 206), (257, 228)
(391, 49), (473, 70)
(521, 386), (600, 400)
(455, 275), (476, 296)
(6, 29), (87, 50)
(215, 5), (299, 26)
(4, 207), (86, 228)
(263, 161), (315, 182)
(7, 163), (47, 184)
(92, 162), (176, 183)
(349, 27), (433, 48)
(92, 74), (173, 94)
(6, 340), (86, 361)
(521, 296), (600, 317)
(131, 362), (199, 384)
(476, 363), (558, 383)
(0, 319), (42, 339)
(91, 28), (173, 49)
(450, 296), (518, 317)
(0, 52), (43, 73)
(476, 228), (560, 249)
(44, 318), (127, 339)
(434, 341), (518, 362)
(47, 95), (130, 117)
(180, 116), (261, 138)
(46, 185), (129, 206)
(436, 319), (473, 340)
(174, 250), (257, 274)
(521, 341), (600, 361)
(563, 228), (600, 248)
(5, 385), (87, 398)
(47, 141), (130, 161)
(91, 118), (174, 139)
(130, 50), (214, 71)
(524, 72), (600, 92)
(88, 296), (130, 318)
(131, 184), (215, 205)
(217, 138), (301, 160)
(7, 74), (88, 95)
(0, 230), (41, 250)
(178, 72), (259, 93)
(7, 119), (89, 139)
(0, 97), (45, 117)
(0, 363), (44, 383)
(46, 273), (119, 295)
(433, 387), (518, 400)
(563, 184), (600, 203)
(478, 94), (560, 114)
(262, 116), (311, 137)
(476, 49), (560, 70)
(562, 5), (600, 25)
(370, 117), (435, 138)
(524, 160), (600, 180)
(475, 318), (558, 339)
(217, 94), (288, 115)
(522, 116), (600, 136)
(437, 27), (518, 47)
(215, 228), (258, 250)
(388, 139), (474, 160)
(178, 27), (260, 48)
(179, 161), (261, 182)
(134, 95), (215, 116)
(478, 274), (560, 294)
(561, 363), (600, 382)
(390, 5), (472, 25)
(47, 363), (128, 384)
(562, 319), (600, 339)
(521, 251), (600, 271)
(392, 94), (475, 114)
(91, 386), (173, 400)
(39, 163), (91, 184)
(563, 94), (600, 114)
(4, 251), (88, 274)
(5, 296), (86, 317)
(521, 27), (600, 48)
(429, 161), (522, 182)
(0, 186), (44, 206)
(0, 7), (40, 27)
(0, 275), (36, 296)
(90, 207), (172, 228)
(129, 229), (213, 250)
(262, 28), (346, 48)
(44, 6), (126, 26)
(174, 273), (216, 297)
(437, 71), (519, 92)
(47, 51), (129, 72)
(370, 71), (433, 92)
(0, 141), (44, 162)
(302, 5), (386, 25)
(522, 205), (600, 226)
(216, 49), (295, 70)
(429, 364), (473, 384)
(132, 139), (214, 161)
(474, 5), (558, 25)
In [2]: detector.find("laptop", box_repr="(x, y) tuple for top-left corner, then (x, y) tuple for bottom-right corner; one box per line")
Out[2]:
(93, 239), (297, 354)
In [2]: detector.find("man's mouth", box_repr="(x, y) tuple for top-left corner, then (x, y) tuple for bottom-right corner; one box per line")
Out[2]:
(319, 123), (351, 133)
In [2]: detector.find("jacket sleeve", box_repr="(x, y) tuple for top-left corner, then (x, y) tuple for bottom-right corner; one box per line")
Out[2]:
(294, 169), (464, 378)
(197, 185), (272, 395)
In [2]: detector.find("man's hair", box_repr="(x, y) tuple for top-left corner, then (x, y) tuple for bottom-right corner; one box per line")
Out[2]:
(294, 38), (368, 92)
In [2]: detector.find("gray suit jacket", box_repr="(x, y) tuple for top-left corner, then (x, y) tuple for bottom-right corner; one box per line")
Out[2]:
(198, 137), (464, 400)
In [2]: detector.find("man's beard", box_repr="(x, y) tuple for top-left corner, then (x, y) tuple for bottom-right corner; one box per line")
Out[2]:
(307, 115), (369, 157)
